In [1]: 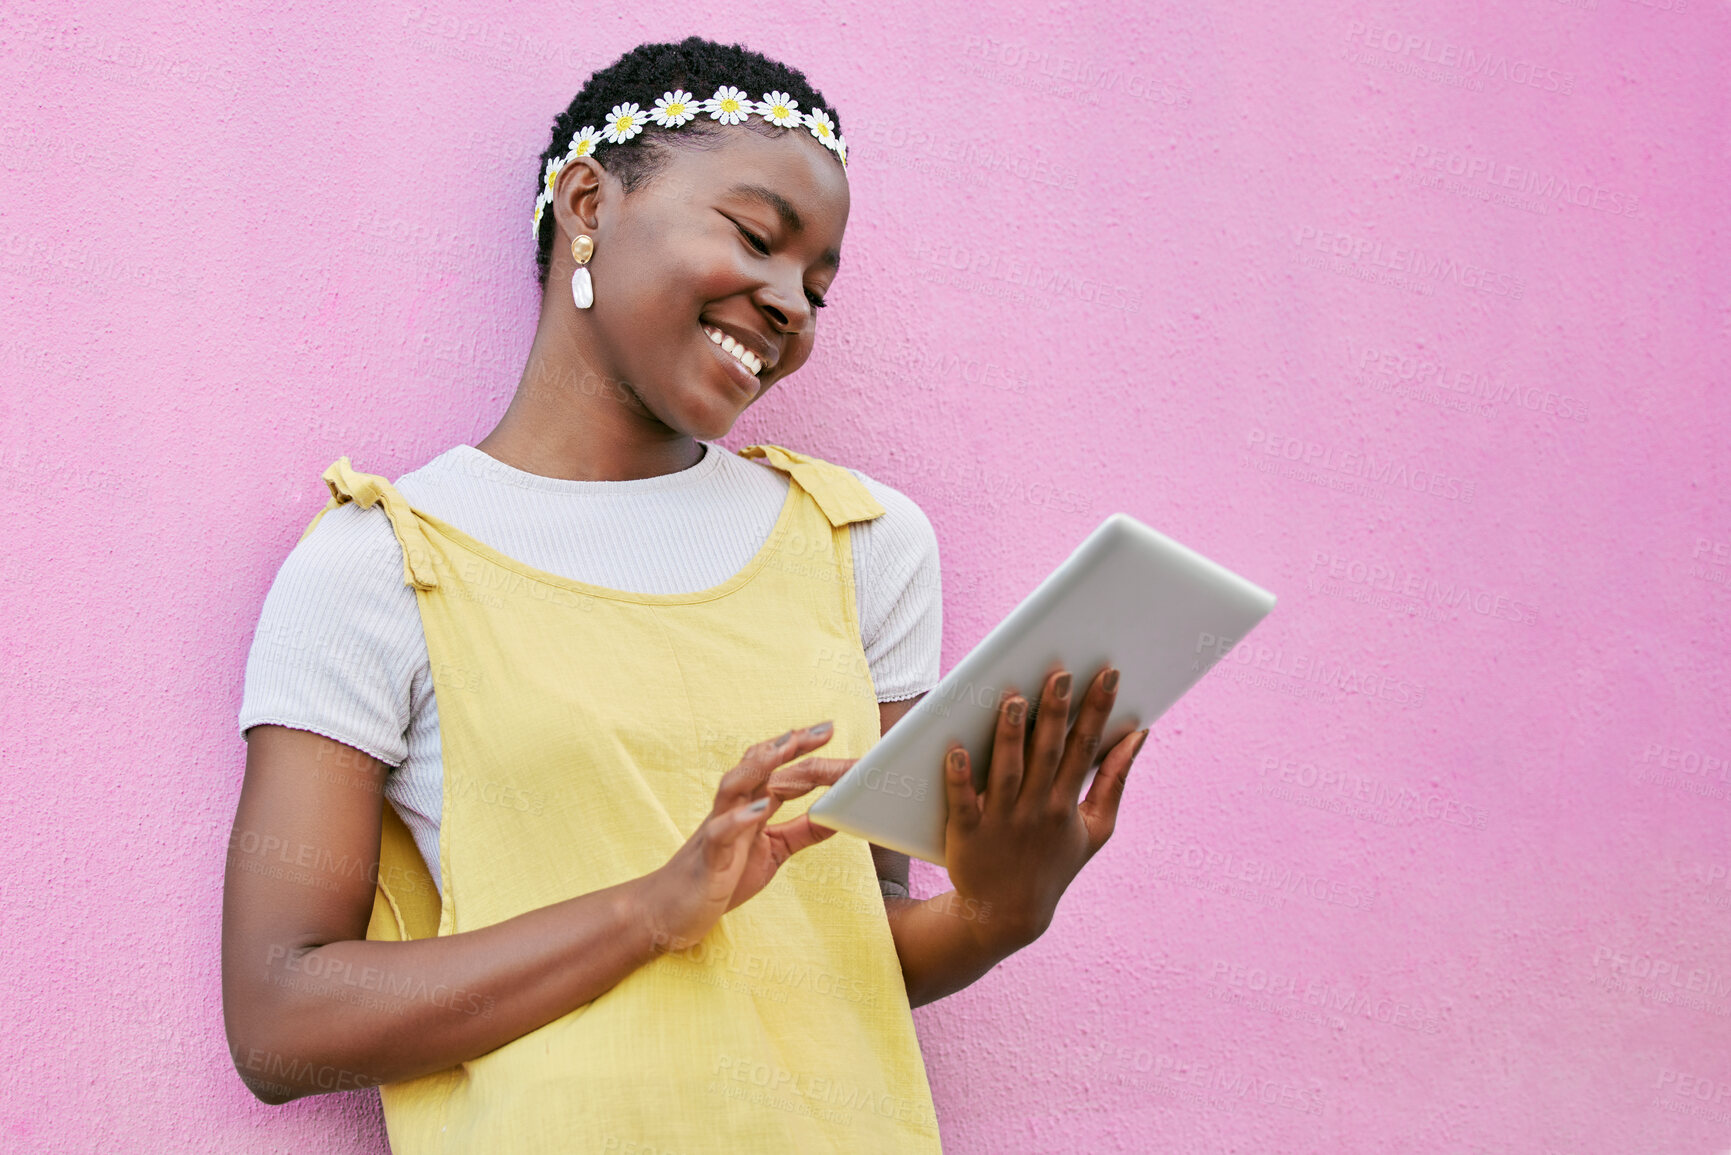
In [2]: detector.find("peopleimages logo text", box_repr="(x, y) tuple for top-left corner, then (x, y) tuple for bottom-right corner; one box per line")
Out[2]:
(1245, 427), (1477, 504)
(1409, 146), (1638, 217)
(1294, 227), (1524, 300)
(1344, 22), (1575, 95)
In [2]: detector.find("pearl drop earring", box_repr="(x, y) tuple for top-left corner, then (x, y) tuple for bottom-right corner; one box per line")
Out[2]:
(570, 234), (594, 309)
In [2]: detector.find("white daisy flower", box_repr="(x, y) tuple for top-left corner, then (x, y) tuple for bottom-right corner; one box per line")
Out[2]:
(803, 108), (838, 149)
(532, 198), (547, 241)
(704, 85), (752, 125)
(834, 133), (848, 167)
(601, 103), (647, 144)
(564, 126), (604, 161)
(650, 89), (698, 128)
(757, 91), (800, 128)
(541, 157), (565, 200)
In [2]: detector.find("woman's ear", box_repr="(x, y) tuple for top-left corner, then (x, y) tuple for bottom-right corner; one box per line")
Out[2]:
(550, 156), (607, 256)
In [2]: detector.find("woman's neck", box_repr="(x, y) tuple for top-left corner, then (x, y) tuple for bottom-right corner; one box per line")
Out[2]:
(476, 407), (705, 483)
(476, 314), (705, 483)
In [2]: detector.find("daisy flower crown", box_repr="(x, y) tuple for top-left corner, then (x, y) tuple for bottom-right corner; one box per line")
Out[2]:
(532, 86), (847, 241)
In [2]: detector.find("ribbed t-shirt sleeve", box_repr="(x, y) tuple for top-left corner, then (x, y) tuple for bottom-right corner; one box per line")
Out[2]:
(849, 471), (943, 702)
(237, 501), (422, 768)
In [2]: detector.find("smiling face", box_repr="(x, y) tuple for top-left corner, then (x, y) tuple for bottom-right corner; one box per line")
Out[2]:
(545, 127), (850, 440)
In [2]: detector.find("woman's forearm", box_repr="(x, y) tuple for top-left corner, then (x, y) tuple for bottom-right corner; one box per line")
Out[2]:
(883, 890), (1039, 1008)
(228, 876), (667, 1103)
(226, 724), (843, 1105)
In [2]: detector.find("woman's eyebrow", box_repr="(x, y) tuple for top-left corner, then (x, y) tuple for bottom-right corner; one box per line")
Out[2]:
(725, 183), (841, 269)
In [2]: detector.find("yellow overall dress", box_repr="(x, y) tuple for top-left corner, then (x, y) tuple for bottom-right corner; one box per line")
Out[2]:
(300, 443), (943, 1153)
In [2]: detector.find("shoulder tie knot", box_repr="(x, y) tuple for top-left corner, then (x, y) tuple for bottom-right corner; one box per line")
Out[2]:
(737, 444), (886, 527)
(319, 457), (441, 591)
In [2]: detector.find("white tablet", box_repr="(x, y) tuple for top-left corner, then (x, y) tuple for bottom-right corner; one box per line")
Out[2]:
(807, 512), (1277, 866)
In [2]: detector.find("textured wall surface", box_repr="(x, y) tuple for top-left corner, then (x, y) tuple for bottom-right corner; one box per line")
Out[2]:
(2, 1), (1728, 1152)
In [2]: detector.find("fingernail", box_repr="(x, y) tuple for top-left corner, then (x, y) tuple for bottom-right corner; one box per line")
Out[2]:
(1006, 699), (1026, 725)
(1054, 672), (1072, 698)
(1103, 668), (1119, 694)
(773, 730), (793, 747)
(808, 721), (833, 738)
(947, 748), (964, 773)
(748, 797), (770, 814)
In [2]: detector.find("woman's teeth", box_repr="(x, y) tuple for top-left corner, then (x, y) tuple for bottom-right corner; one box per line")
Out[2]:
(704, 326), (763, 375)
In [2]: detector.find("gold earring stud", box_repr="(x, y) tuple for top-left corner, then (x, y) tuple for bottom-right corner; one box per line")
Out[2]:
(571, 234), (594, 265)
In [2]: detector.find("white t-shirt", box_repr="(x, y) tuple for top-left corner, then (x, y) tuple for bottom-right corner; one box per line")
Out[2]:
(238, 442), (942, 893)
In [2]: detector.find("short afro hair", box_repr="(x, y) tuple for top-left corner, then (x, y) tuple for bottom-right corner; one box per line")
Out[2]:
(532, 36), (845, 289)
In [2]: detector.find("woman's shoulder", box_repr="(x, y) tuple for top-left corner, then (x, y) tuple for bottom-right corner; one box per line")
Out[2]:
(843, 466), (937, 547)
(390, 444), (484, 506)
(266, 497), (418, 638)
(269, 449), (458, 605)
(242, 482), (422, 763)
(731, 445), (937, 554)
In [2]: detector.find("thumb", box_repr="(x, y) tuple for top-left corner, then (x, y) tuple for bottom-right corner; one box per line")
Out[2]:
(705, 797), (772, 870)
(764, 814), (841, 861)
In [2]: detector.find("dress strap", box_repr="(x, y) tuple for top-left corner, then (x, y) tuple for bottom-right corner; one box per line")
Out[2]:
(736, 444), (886, 528)
(299, 457), (441, 591)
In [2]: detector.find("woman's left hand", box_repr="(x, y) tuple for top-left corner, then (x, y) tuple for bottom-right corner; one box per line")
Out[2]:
(941, 665), (1149, 946)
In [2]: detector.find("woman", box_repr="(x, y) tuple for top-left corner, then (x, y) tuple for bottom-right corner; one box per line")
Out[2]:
(223, 36), (1148, 1152)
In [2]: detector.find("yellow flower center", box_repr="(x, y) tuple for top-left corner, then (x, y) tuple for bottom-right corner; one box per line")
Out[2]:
(816, 123), (830, 137)
(668, 103), (684, 116)
(722, 98), (739, 112)
(615, 116), (631, 130)
(773, 104), (787, 117)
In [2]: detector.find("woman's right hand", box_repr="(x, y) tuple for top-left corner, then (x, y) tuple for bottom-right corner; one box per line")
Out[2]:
(638, 722), (855, 955)
(223, 723), (855, 1102)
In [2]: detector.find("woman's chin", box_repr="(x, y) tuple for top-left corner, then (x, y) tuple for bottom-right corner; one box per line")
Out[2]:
(673, 398), (743, 443)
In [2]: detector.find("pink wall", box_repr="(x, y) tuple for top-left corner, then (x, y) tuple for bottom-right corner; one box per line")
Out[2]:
(3, 1), (1727, 1151)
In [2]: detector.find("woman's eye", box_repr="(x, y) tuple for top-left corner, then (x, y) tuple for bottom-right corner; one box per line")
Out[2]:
(735, 223), (771, 255)
(728, 217), (826, 308)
